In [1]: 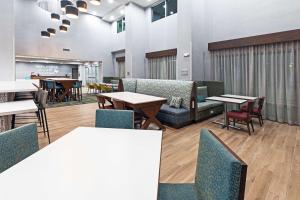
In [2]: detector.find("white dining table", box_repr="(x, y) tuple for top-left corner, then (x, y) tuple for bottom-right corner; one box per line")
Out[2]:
(206, 96), (247, 129)
(0, 100), (38, 117)
(0, 127), (163, 200)
(0, 80), (38, 93)
(221, 94), (258, 101)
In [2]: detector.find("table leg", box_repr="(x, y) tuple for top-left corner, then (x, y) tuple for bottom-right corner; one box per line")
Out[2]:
(141, 104), (165, 131)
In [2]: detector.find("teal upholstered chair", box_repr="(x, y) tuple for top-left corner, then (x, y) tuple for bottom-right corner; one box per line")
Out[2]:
(95, 109), (134, 129)
(0, 124), (39, 173)
(159, 129), (247, 200)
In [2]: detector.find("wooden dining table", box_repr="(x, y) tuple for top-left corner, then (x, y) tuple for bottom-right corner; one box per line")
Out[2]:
(46, 78), (78, 102)
(99, 92), (167, 130)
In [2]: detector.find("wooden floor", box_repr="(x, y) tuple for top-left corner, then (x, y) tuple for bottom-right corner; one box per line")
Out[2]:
(36, 103), (300, 200)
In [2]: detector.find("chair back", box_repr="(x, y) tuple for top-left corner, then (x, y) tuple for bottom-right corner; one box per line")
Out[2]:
(0, 124), (39, 173)
(257, 97), (265, 112)
(38, 90), (48, 109)
(45, 80), (55, 90)
(246, 100), (255, 117)
(95, 109), (134, 129)
(195, 129), (247, 200)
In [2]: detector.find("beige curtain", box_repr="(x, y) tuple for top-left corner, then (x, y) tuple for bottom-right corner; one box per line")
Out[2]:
(148, 55), (176, 80)
(211, 41), (300, 125)
(118, 61), (126, 78)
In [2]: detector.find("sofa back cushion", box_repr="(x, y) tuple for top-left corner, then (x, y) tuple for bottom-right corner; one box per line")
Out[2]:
(135, 79), (194, 110)
(122, 79), (137, 93)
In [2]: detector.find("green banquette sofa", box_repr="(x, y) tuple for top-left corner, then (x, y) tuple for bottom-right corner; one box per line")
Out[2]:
(119, 79), (196, 128)
(195, 81), (225, 121)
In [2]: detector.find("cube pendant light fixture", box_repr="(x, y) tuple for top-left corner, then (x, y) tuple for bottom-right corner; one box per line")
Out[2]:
(77, 1), (88, 12)
(66, 5), (79, 19)
(90, 0), (101, 6)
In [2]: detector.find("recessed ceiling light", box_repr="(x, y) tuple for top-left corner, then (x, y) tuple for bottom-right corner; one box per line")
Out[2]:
(90, 0), (101, 6)
(110, 16), (115, 21)
(108, 0), (114, 4)
(120, 9), (125, 15)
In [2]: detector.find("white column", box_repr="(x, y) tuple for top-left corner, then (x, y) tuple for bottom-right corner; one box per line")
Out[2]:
(0, 0), (15, 81)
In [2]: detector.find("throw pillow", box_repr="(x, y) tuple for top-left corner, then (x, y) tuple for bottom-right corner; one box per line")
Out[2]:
(170, 96), (183, 109)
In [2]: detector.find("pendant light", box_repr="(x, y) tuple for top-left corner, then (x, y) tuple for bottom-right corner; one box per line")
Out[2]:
(47, 28), (56, 36)
(89, 0), (101, 6)
(66, 5), (79, 19)
(61, 0), (73, 12)
(51, 13), (60, 21)
(41, 31), (50, 38)
(77, 1), (87, 12)
(62, 19), (71, 27)
(59, 25), (68, 33)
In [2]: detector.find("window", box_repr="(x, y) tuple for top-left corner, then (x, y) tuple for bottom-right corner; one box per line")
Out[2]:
(152, 0), (177, 22)
(166, 0), (177, 16)
(117, 17), (125, 33)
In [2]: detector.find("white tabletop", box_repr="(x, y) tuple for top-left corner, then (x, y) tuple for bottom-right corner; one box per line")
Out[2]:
(221, 94), (258, 101)
(206, 96), (247, 104)
(0, 127), (163, 200)
(0, 100), (38, 116)
(100, 92), (167, 105)
(46, 78), (78, 81)
(0, 80), (38, 93)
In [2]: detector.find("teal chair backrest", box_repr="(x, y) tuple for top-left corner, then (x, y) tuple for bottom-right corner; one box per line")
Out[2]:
(0, 124), (39, 173)
(195, 129), (247, 200)
(95, 109), (134, 129)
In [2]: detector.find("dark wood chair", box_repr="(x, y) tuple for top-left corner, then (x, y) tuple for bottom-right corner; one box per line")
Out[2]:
(227, 100), (255, 135)
(241, 97), (265, 126)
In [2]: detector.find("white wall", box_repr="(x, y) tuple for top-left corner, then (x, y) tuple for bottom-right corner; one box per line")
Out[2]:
(125, 3), (147, 78)
(192, 0), (300, 80)
(15, 0), (114, 76)
(146, 8), (177, 52)
(0, 0), (15, 81)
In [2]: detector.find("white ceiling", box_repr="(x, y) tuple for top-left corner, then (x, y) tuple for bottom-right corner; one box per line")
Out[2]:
(36, 0), (160, 22)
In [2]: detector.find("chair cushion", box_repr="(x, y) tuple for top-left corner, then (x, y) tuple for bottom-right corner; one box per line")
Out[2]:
(197, 101), (223, 112)
(197, 95), (206, 103)
(227, 111), (248, 120)
(158, 183), (198, 200)
(157, 104), (190, 125)
(169, 96), (183, 109)
(197, 86), (208, 98)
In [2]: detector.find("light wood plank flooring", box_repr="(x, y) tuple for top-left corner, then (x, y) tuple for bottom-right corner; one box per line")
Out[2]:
(36, 103), (300, 200)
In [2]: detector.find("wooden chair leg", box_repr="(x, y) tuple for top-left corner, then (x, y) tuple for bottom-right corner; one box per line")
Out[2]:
(260, 115), (264, 125)
(258, 115), (262, 127)
(250, 120), (254, 132)
(227, 116), (230, 130)
(246, 122), (251, 135)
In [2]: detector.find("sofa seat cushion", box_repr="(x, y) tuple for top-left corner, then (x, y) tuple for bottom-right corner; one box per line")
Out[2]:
(160, 104), (189, 115)
(198, 101), (223, 112)
(157, 104), (190, 126)
(158, 183), (198, 200)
